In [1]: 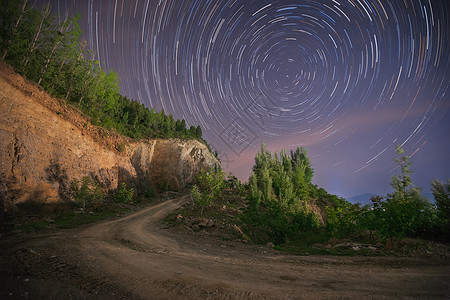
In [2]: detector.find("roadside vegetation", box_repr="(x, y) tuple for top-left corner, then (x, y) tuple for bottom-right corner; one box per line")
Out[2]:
(0, 0), (209, 146)
(168, 144), (449, 256)
(0, 179), (186, 239)
(324, 146), (449, 243)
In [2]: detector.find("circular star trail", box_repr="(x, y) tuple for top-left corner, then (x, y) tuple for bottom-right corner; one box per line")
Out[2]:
(46, 0), (449, 197)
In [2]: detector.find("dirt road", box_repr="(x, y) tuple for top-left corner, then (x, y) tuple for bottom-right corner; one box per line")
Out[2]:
(1, 196), (449, 299)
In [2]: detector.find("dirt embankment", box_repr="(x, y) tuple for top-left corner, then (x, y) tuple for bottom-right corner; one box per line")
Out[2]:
(0, 61), (219, 213)
(1, 196), (449, 299)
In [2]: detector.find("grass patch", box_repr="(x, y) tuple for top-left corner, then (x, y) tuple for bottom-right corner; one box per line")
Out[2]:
(53, 209), (126, 229)
(0, 192), (178, 239)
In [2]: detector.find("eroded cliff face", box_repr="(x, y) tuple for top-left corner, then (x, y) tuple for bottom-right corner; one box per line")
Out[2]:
(129, 140), (216, 192)
(0, 62), (219, 213)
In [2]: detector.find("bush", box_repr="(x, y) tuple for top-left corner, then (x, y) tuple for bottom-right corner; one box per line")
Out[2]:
(70, 176), (104, 211)
(114, 182), (134, 204)
(325, 203), (363, 237)
(369, 193), (434, 240)
(144, 188), (155, 199)
(191, 167), (225, 213)
(431, 179), (450, 240)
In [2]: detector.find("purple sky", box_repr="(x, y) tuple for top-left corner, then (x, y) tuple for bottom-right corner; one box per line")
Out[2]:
(42, 0), (449, 198)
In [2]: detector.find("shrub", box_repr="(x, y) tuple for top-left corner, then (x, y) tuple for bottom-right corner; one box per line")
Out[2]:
(144, 188), (155, 199)
(114, 182), (134, 204)
(191, 167), (225, 213)
(325, 203), (363, 237)
(70, 176), (104, 211)
(432, 179), (450, 240)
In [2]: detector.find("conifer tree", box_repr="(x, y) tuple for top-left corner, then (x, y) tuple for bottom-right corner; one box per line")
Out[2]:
(391, 146), (412, 202)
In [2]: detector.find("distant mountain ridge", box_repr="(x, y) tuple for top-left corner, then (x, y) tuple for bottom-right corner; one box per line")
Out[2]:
(346, 193), (377, 205)
(347, 192), (435, 205)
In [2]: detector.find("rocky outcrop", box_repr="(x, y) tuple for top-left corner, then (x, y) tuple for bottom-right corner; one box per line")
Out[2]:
(0, 62), (219, 213)
(129, 139), (216, 191)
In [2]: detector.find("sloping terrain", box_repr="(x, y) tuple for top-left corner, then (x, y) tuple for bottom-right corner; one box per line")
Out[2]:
(0, 61), (218, 213)
(1, 195), (449, 299)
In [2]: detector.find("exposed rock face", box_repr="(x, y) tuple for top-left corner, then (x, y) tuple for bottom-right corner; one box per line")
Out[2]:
(129, 139), (216, 191)
(0, 62), (219, 212)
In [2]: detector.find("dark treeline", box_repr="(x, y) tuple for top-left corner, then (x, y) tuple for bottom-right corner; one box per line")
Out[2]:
(0, 0), (206, 143)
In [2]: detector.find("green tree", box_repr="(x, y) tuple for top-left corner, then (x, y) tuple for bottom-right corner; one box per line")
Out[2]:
(114, 182), (134, 204)
(1, 0), (30, 60)
(195, 125), (202, 138)
(432, 179), (450, 239)
(191, 167), (225, 213)
(243, 144), (320, 244)
(38, 14), (81, 86)
(391, 146), (412, 201)
(291, 147), (313, 200)
(374, 146), (434, 239)
(1, 1), (32, 60)
(325, 202), (363, 237)
(247, 172), (262, 212)
(20, 2), (52, 76)
(277, 168), (295, 210)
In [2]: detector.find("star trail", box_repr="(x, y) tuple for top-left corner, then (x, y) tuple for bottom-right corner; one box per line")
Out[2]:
(43, 0), (449, 198)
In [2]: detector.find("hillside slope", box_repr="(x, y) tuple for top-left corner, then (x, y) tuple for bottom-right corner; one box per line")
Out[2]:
(0, 61), (219, 213)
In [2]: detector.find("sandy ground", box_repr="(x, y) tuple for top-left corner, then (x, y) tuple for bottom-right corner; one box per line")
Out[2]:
(1, 195), (449, 299)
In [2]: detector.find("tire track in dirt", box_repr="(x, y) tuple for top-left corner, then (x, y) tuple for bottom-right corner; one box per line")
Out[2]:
(73, 195), (450, 299)
(1, 195), (449, 299)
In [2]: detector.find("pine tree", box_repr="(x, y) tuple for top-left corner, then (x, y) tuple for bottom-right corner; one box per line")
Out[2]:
(195, 125), (202, 138)
(391, 146), (412, 202)
(278, 168), (294, 210)
(379, 146), (433, 238)
(247, 172), (261, 211)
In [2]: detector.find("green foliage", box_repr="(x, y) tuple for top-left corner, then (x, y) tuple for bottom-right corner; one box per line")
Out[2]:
(144, 188), (155, 199)
(242, 144), (320, 244)
(191, 167), (225, 213)
(247, 144), (316, 212)
(70, 176), (104, 212)
(325, 202), (364, 237)
(390, 146), (413, 202)
(379, 146), (435, 239)
(226, 173), (245, 196)
(373, 189), (434, 239)
(432, 179), (450, 239)
(0, 0), (209, 146)
(325, 146), (438, 241)
(114, 182), (134, 204)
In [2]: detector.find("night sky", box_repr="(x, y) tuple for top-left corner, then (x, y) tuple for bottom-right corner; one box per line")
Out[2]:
(42, 0), (449, 199)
